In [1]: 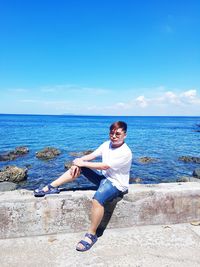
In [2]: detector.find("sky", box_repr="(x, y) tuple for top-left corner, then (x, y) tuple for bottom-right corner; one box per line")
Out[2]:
(0, 0), (200, 116)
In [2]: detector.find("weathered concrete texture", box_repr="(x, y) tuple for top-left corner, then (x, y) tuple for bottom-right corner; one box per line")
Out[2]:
(0, 182), (17, 192)
(1, 183), (200, 239)
(0, 223), (200, 267)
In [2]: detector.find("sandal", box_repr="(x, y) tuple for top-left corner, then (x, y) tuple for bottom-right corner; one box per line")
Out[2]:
(76, 233), (98, 252)
(34, 184), (60, 197)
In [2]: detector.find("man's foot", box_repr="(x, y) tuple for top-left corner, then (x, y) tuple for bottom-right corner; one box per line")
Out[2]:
(76, 233), (97, 252)
(34, 184), (60, 197)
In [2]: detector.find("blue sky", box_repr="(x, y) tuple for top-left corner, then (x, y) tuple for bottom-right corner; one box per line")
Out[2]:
(0, 0), (200, 115)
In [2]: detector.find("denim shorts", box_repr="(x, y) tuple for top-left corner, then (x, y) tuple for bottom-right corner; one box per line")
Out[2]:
(81, 167), (122, 206)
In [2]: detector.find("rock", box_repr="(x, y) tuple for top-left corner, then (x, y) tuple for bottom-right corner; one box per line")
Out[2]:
(69, 150), (94, 157)
(0, 166), (28, 183)
(138, 157), (157, 164)
(36, 147), (61, 160)
(176, 176), (190, 183)
(0, 182), (17, 191)
(194, 123), (200, 131)
(0, 153), (17, 161)
(179, 156), (200, 164)
(129, 177), (142, 183)
(0, 146), (29, 162)
(64, 161), (73, 169)
(68, 152), (83, 157)
(193, 169), (200, 179)
(14, 146), (29, 155)
(83, 150), (94, 155)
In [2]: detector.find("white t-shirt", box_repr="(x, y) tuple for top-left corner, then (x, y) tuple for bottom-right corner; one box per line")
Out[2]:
(93, 141), (132, 192)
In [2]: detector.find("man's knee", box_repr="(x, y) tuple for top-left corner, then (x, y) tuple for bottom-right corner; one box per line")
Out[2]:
(69, 165), (81, 180)
(92, 198), (104, 208)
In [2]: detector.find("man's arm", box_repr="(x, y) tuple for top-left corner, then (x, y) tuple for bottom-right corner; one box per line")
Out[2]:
(79, 152), (97, 162)
(73, 158), (110, 170)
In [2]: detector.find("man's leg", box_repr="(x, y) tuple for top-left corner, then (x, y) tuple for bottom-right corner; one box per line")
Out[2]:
(81, 167), (104, 187)
(42, 166), (80, 192)
(88, 199), (104, 235)
(76, 199), (104, 250)
(76, 179), (121, 250)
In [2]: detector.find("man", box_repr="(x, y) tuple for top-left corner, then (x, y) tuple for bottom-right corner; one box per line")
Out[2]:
(34, 121), (132, 252)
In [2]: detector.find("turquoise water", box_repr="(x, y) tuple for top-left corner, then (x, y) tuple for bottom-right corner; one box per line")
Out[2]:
(0, 114), (199, 190)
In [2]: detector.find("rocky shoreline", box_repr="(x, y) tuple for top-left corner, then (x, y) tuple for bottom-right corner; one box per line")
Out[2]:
(0, 146), (200, 192)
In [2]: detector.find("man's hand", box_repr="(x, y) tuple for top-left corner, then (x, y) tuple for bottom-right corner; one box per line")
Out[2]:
(73, 158), (85, 167)
(70, 165), (81, 177)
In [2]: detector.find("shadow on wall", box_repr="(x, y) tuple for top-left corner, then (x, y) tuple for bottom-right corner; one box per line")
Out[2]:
(60, 186), (126, 238)
(96, 195), (124, 237)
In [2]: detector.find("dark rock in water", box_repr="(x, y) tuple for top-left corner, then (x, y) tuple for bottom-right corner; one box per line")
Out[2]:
(14, 146), (29, 155)
(138, 157), (158, 164)
(179, 156), (200, 164)
(0, 181), (17, 191)
(0, 165), (28, 183)
(176, 176), (190, 182)
(0, 146), (29, 161)
(84, 150), (94, 155)
(129, 177), (142, 183)
(0, 153), (17, 161)
(193, 168), (200, 179)
(36, 147), (61, 160)
(69, 152), (83, 157)
(69, 150), (94, 157)
(64, 161), (73, 169)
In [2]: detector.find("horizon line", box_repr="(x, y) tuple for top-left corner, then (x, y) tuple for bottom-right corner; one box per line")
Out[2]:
(0, 113), (200, 117)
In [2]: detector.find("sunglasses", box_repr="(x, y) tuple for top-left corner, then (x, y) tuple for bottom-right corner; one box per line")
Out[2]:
(109, 130), (125, 138)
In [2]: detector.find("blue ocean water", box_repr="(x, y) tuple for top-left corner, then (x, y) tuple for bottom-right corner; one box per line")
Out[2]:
(0, 114), (199, 190)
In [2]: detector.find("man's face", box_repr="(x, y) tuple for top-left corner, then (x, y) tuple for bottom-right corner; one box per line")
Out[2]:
(109, 128), (126, 147)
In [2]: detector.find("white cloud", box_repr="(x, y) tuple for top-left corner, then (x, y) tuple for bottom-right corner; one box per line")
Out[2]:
(116, 102), (126, 107)
(165, 91), (176, 99)
(182, 90), (200, 105)
(88, 88), (200, 115)
(136, 96), (148, 107)
(163, 91), (180, 104)
(182, 89), (196, 98)
(135, 89), (200, 107)
(5, 85), (200, 116)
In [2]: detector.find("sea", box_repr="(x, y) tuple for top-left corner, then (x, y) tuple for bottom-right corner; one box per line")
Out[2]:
(0, 114), (199, 190)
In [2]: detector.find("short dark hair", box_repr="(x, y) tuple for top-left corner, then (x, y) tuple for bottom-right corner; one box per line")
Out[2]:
(110, 121), (127, 133)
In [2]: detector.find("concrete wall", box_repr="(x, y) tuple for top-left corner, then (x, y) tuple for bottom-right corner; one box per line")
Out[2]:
(1, 182), (200, 239)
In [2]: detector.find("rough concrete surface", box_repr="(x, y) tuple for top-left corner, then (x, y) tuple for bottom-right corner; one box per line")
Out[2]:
(1, 183), (200, 239)
(1, 223), (200, 267)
